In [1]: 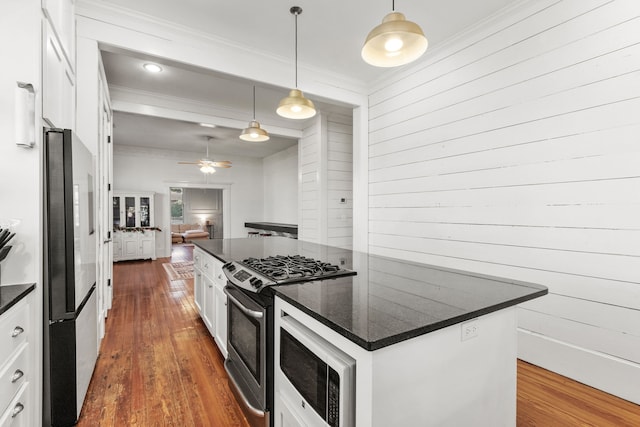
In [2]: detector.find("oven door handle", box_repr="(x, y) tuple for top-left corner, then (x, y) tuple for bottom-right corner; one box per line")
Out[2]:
(224, 287), (264, 319)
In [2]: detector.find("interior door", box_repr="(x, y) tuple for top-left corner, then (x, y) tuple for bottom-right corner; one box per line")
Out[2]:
(97, 72), (113, 340)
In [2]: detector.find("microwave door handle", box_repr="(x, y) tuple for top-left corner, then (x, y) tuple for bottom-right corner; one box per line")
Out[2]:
(224, 288), (264, 319)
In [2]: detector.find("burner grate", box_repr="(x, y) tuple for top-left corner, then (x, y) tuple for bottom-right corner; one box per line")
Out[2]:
(241, 255), (346, 283)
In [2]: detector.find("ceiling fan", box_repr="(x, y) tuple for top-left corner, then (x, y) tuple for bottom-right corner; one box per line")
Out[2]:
(178, 137), (232, 174)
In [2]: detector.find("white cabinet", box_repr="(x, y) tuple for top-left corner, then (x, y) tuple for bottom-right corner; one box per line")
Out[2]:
(112, 192), (156, 262)
(202, 275), (215, 332)
(0, 295), (32, 427)
(214, 284), (227, 357)
(43, 18), (75, 129)
(113, 230), (156, 262)
(113, 192), (155, 229)
(193, 248), (227, 358)
(194, 269), (203, 314)
(42, 0), (75, 67)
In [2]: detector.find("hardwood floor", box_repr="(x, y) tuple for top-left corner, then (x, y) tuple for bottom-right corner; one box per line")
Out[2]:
(77, 245), (249, 426)
(77, 245), (640, 426)
(517, 360), (640, 426)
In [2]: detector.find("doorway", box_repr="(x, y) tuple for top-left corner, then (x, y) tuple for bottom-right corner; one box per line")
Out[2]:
(168, 185), (229, 250)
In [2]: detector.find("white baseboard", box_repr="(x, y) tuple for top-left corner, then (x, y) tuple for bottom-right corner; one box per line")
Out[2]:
(518, 329), (640, 405)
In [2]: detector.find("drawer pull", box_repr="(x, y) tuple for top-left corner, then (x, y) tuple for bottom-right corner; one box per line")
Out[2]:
(204, 263), (209, 268)
(11, 326), (24, 338)
(11, 369), (24, 383)
(11, 402), (24, 418)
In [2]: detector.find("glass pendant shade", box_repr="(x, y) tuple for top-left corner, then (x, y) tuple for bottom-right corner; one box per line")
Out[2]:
(277, 89), (316, 119)
(240, 120), (270, 142)
(362, 11), (428, 67)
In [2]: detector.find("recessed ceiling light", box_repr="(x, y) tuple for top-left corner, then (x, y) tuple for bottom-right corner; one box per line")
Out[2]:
(199, 123), (217, 128)
(143, 63), (163, 73)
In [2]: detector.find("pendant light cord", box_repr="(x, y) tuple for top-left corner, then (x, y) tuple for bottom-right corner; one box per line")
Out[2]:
(294, 10), (298, 88)
(252, 86), (256, 120)
(392, 0), (395, 11)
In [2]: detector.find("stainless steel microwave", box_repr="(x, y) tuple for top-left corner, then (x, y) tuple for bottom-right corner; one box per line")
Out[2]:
(279, 315), (355, 427)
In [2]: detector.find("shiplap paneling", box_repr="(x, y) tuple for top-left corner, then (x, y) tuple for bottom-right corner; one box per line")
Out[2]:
(327, 113), (354, 249)
(298, 117), (322, 243)
(367, 0), (640, 402)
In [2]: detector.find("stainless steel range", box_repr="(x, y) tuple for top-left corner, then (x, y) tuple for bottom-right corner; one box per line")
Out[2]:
(222, 254), (355, 427)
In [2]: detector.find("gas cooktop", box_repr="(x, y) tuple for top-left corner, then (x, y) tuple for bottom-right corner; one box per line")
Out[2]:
(223, 254), (356, 293)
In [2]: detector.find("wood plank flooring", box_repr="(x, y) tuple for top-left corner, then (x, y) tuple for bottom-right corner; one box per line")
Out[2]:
(77, 245), (640, 426)
(77, 245), (249, 426)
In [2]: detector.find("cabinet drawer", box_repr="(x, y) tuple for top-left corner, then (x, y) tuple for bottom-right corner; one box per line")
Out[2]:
(202, 254), (215, 280)
(0, 382), (29, 427)
(0, 303), (29, 365)
(213, 259), (225, 286)
(0, 345), (28, 412)
(193, 249), (203, 270)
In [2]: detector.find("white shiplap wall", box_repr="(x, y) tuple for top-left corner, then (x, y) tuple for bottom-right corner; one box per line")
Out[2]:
(367, 0), (640, 403)
(298, 113), (354, 248)
(299, 116), (323, 243)
(327, 113), (354, 249)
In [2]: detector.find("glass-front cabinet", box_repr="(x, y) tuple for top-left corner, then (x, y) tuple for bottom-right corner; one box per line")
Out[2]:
(112, 192), (156, 262)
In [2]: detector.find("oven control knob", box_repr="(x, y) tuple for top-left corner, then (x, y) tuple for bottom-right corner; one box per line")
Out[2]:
(228, 264), (236, 272)
(253, 279), (263, 288)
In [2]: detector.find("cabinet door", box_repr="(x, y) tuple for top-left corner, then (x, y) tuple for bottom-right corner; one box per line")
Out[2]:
(112, 196), (121, 228)
(122, 237), (138, 258)
(42, 0), (75, 68)
(124, 196), (136, 228)
(194, 270), (203, 314)
(214, 284), (227, 358)
(140, 237), (154, 259)
(203, 275), (215, 333)
(139, 196), (151, 227)
(43, 20), (74, 129)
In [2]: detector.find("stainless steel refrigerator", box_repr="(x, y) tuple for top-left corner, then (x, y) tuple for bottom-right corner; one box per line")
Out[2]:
(43, 128), (98, 427)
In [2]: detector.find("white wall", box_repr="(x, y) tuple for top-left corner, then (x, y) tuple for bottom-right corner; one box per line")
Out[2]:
(367, 0), (640, 403)
(263, 145), (298, 225)
(182, 188), (223, 238)
(0, 0), (42, 285)
(113, 145), (264, 257)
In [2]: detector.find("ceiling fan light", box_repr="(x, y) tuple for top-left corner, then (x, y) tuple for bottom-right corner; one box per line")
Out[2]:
(362, 11), (428, 67)
(239, 120), (270, 142)
(200, 164), (216, 174)
(277, 89), (316, 119)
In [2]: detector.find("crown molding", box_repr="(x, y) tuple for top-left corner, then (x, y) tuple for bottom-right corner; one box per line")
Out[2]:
(76, 0), (369, 96)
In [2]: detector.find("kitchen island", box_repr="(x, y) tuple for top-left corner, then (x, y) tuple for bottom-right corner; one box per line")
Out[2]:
(193, 237), (547, 426)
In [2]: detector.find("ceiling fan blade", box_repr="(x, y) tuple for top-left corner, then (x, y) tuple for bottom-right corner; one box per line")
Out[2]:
(212, 163), (232, 168)
(178, 161), (201, 165)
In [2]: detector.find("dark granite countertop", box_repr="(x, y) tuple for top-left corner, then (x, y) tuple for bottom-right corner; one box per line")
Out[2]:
(0, 283), (36, 316)
(244, 222), (298, 235)
(193, 237), (548, 351)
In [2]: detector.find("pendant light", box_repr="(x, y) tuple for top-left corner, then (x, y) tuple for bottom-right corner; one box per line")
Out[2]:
(277, 6), (316, 120)
(361, 0), (428, 67)
(240, 86), (270, 142)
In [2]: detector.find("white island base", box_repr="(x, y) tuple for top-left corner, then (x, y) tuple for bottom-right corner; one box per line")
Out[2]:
(274, 297), (518, 427)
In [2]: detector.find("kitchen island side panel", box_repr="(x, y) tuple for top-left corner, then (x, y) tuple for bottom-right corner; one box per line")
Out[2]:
(274, 297), (518, 427)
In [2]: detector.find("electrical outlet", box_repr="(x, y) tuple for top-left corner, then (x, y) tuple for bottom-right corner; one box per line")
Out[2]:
(339, 197), (347, 204)
(461, 319), (479, 341)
